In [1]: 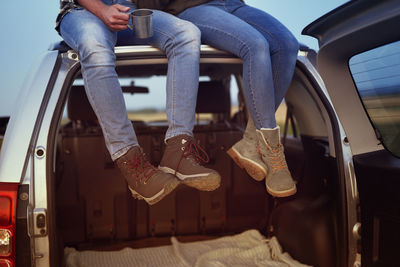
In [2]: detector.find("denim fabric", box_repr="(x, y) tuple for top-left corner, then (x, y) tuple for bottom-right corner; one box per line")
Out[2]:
(60, 0), (201, 160)
(178, 0), (299, 129)
(55, 0), (79, 33)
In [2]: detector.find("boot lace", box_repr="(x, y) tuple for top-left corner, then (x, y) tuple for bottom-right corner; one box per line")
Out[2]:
(266, 144), (287, 173)
(174, 139), (210, 175)
(125, 152), (157, 184)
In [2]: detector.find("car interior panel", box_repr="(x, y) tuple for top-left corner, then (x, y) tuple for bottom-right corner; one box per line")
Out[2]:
(353, 150), (400, 266)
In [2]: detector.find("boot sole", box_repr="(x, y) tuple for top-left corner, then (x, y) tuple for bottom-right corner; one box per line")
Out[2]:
(181, 172), (221, 191)
(227, 147), (266, 181)
(128, 179), (180, 205)
(158, 166), (221, 191)
(266, 184), (297, 198)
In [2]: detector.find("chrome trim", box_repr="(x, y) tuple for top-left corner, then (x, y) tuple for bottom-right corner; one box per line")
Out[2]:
(116, 57), (242, 66)
(114, 44), (237, 59)
(347, 161), (359, 201)
(35, 146), (46, 159)
(341, 127), (360, 267)
(64, 44), (242, 68)
(32, 208), (47, 237)
(31, 53), (79, 267)
(67, 50), (79, 61)
(200, 58), (242, 64)
(352, 222), (361, 240)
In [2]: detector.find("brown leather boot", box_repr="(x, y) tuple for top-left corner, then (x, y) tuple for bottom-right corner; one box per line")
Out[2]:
(159, 135), (221, 191)
(116, 146), (180, 205)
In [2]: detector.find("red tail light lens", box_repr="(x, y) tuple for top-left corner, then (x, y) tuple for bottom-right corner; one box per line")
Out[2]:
(0, 259), (12, 267)
(0, 183), (18, 267)
(0, 197), (12, 226)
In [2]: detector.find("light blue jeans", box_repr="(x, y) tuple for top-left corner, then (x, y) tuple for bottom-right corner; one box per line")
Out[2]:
(178, 0), (299, 129)
(60, 0), (201, 161)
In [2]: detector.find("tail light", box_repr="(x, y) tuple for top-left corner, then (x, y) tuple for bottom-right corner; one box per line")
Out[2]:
(0, 183), (18, 267)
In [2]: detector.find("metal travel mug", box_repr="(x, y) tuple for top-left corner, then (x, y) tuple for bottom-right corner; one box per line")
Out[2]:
(129, 9), (153, 39)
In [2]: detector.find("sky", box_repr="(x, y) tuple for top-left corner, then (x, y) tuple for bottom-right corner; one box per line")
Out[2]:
(0, 0), (349, 117)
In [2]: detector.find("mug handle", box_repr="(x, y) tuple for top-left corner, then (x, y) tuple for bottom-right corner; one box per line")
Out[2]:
(127, 13), (134, 30)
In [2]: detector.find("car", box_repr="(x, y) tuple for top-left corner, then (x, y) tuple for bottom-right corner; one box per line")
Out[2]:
(0, 0), (399, 266)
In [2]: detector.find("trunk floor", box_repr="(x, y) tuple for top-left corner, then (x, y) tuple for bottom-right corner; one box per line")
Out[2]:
(64, 230), (312, 267)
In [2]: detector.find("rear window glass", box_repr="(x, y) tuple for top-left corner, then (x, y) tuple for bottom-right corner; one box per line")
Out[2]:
(349, 41), (400, 157)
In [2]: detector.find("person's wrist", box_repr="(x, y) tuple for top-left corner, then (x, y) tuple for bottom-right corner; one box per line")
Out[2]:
(93, 1), (109, 20)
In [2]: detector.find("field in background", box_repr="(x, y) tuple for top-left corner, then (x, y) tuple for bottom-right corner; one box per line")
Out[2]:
(128, 103), (288, 126)
(1, 103), (290, 155)
(58, 102), (290, 137)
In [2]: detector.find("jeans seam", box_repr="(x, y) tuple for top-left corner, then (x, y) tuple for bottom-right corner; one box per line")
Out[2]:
(83, 73), (113, 152)
(62, 18), (122, 144)
(242, 20), (281, 93)
(171, 35), (177, 136)
(195, 22), (262, 127)
(247, 39), (262, 127)
(153, 28), (178, 136)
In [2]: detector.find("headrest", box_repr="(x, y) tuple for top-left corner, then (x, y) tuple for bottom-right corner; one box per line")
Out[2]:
(195, 81), (231, 114)
(67, 86), (98, 122)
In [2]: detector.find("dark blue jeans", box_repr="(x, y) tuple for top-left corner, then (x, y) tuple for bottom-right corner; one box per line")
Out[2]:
(179, 0), (299, 129)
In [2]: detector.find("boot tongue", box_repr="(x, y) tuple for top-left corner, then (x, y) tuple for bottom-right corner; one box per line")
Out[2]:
(167, 134), (190, 145)
(181, 137), (197, 162)
(261, 127), (281, 147)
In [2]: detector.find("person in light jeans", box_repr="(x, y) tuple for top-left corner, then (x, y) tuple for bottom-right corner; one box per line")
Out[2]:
(174, 0), (299, 197)
(56, 0), (221, 205)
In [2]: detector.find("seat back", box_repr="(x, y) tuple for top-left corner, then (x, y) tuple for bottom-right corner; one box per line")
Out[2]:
(67, 85), (98, 123)
(196, 81), (231, 115)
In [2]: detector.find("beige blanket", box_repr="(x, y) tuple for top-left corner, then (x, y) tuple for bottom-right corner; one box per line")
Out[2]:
(65, 230), (312, 267)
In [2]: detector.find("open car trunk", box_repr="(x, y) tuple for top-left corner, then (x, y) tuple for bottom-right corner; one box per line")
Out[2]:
(50, 46), (347, 267)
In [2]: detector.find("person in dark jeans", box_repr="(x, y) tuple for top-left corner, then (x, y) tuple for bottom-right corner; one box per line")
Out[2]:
(141, 0), (299, 197)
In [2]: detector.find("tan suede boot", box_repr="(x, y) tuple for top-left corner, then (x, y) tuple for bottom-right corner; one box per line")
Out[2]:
(256, 126), (297, 197)
(116, 146), (180, 205)
(227, 118), (267, 181)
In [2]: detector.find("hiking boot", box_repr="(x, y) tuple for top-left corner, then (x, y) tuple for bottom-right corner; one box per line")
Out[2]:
(256, 126), (297, 197)
(159, 135), (221, 191)
(116, 146), (180, 205)
(227, 118), (267, 181)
